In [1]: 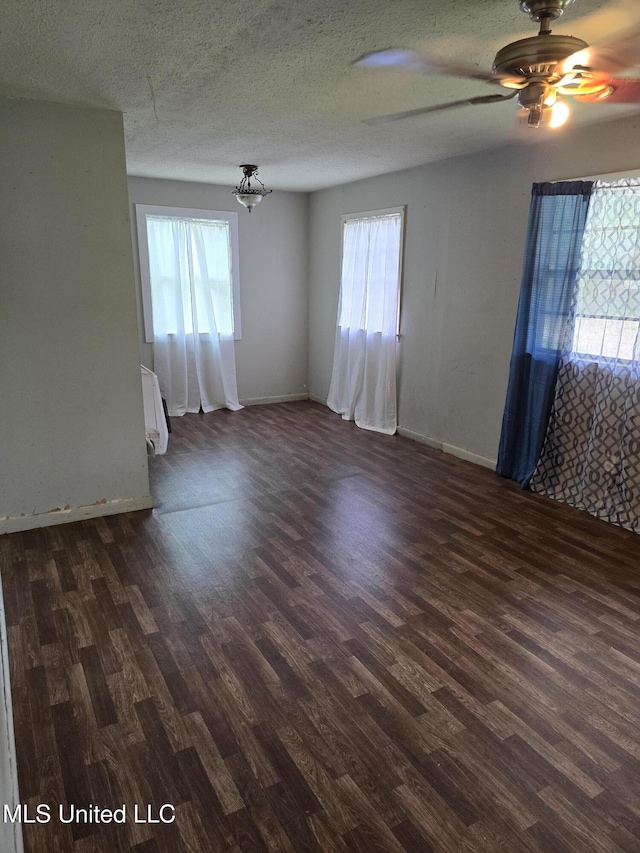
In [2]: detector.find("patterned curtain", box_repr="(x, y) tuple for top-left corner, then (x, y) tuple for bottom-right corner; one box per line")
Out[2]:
(531, 179), (640, 531)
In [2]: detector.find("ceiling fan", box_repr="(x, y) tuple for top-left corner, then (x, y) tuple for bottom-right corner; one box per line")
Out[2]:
(356, 0), (640, 128)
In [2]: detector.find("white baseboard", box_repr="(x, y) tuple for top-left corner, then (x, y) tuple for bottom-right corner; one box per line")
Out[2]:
(442, 442), (496, 471)
(308, 394), (328, 405)
(396, 426), (442, 450)
(240, 393), (309, 406)
(0, 495), (154, 536)
(397, 427), (496, 471)
(0, 573), (23, 853)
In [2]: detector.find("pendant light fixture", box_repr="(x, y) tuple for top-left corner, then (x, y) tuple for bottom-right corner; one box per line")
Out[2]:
(231, 164), (272, 213)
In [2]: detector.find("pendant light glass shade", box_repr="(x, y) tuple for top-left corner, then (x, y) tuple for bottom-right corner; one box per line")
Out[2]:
(234, 193), (263, 213)
(231, 165), (271, 213)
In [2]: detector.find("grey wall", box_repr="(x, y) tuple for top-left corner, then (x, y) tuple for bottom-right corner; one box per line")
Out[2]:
(308, 112), (640, 464)
(127, 177), (309, 405)
(0, 98), (151, 532)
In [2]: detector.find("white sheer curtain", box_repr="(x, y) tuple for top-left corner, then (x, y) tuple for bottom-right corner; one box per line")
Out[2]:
(327, 213), (402, 434)
(147, 216), (242, 416)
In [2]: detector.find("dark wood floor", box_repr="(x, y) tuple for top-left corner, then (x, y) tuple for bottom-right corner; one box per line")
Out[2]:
(4, 401), (640, 851)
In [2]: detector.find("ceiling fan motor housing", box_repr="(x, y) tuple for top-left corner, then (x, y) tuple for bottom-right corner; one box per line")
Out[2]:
(493, 33), (588, 80)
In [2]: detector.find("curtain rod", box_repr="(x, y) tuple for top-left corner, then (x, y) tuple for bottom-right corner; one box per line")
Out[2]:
(549, 170), (640, 183)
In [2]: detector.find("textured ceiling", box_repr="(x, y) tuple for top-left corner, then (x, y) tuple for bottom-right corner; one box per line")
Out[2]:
(1, 0), (638, 190)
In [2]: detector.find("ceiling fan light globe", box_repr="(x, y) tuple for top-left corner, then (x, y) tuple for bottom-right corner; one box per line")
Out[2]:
(549, 99), (570, 127)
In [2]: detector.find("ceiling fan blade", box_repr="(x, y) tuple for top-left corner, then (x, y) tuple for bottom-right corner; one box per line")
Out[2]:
(362, 92), (518, 126)
(559, 21), (640, 77)
(576, 77), (640, 103)
(354, 48), (526, 87)
(354, 48), (429, 72)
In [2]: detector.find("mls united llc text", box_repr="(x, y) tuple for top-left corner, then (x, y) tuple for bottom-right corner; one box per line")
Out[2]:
(4, 803), (175, 824)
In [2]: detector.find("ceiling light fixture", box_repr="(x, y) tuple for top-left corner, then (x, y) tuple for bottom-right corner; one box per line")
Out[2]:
(525, 96), (570, 128)
(231, 164), (272, 213)
(549, 98), (570, 127)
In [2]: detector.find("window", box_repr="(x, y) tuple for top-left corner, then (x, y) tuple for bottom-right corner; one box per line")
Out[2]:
(136, 205), (241, 342)
(571, 184), (640, 360)
(532, 201), (587, 352)
(339, 208), (405, 337)
(328, 207), (405, 434)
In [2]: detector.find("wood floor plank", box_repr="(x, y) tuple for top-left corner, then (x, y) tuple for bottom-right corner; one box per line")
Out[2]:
(3, 401), (640, 850)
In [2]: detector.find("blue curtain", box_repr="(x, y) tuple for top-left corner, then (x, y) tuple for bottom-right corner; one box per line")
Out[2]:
(497, 181), (593, 487)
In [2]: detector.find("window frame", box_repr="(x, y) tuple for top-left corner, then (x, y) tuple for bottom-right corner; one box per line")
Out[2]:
(340, 206), (406, 337)
(135, 204), (242, 343)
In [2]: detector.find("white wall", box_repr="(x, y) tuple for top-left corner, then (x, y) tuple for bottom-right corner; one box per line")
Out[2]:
(127, 177), (309, 406)
(0, 98), (151, 534)
(308, 112), (640, 465)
